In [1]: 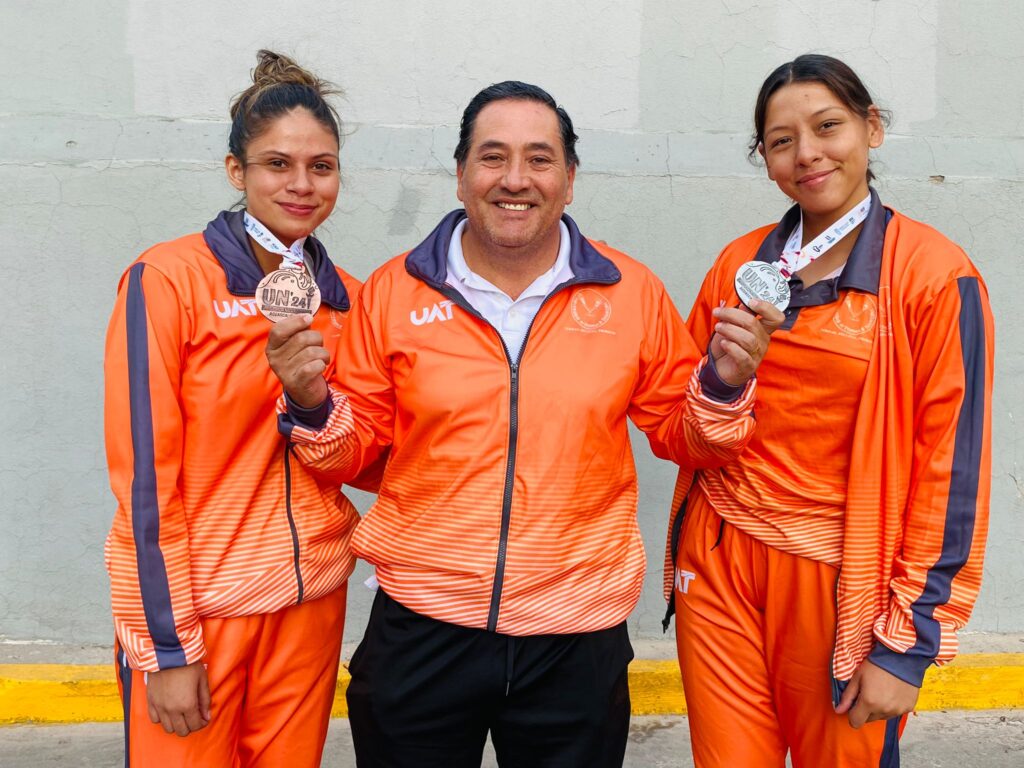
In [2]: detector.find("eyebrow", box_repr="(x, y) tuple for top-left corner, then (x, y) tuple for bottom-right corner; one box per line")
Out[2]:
(474, 140), (557, 154)
(249, 150), (338, 160)
(765, 105), (848, 136)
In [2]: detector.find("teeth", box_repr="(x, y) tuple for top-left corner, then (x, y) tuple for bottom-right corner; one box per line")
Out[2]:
(497, 202), (530, 211)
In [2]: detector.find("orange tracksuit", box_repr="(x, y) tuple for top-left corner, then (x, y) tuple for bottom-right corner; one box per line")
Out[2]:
(664, 193), (994, 767)
(105, 210), (363, 766)
(280, 210), (758, 637)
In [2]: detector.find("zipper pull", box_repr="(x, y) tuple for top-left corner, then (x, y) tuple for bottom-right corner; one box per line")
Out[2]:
(510, 365), (518, 387)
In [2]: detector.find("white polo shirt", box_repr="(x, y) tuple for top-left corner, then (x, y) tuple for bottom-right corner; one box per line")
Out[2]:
(445, 218), (574, 361)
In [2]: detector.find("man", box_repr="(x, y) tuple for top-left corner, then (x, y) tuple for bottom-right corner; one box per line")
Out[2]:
(267, 81), (781, 767)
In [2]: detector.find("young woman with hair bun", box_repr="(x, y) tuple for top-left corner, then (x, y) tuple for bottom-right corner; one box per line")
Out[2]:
(664, 54), (994, 766)
(104, 49), (362, 767)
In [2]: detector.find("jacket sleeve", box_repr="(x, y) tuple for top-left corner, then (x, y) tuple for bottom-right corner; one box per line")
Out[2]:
(104, 262), (204, 673)
(278, 276), (393, 483)
(869, 273), (994, 686)
(630, 273), (757, 470)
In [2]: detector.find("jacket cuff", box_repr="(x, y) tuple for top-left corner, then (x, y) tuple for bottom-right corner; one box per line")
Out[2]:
(698, 354), (748, 403)
(284, 392), (333, 429)
(868, 643), (932, 688)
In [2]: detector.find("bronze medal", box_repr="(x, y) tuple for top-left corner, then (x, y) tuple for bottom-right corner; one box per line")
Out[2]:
(734, 261), (791, 312)
(256, 268), (322, 322)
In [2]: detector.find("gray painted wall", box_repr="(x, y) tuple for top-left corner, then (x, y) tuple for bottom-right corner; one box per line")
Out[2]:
(2, 0), (1021, 651)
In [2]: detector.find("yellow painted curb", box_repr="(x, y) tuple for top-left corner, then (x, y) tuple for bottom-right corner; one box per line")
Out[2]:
(1, 654), (1022, 725)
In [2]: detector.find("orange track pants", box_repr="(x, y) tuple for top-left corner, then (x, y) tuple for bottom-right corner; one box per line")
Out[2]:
(674, 491), (905, 767)
(116, 585), (346, 768)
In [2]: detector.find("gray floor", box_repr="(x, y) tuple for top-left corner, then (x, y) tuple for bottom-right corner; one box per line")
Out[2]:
(1, 711), (1022, 767)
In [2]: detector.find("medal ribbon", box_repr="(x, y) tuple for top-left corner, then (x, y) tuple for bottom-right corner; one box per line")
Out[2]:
(773, 192), (871, 278)
(243, 211), (307, 271)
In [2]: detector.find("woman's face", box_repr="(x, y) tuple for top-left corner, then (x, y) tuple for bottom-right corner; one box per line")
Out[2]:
(225, 107), (340, 244)
(759, 81), (884, 227)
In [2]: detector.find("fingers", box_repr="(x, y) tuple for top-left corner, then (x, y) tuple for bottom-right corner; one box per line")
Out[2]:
(150, 699), (205, 736)
(145, 663), (210, 738)
(713, 320), (759, 357)
(847, 698), (871, 729)
(276, 340), (331, 373)
(712, 306), (767, 347)
(837, 660), (919, 729)
(266, 313), (314, 351)
(265, 314), (331, 408)
(159, 711), (176, 734)
(747, 299), (786, 334)
(182, 704), (209, 734)
(834, 673), (860, 715)
(709, 302), (778, 386)
(199, 668), (212, 722)
(268, 330), (326, 366)
(171, 711), (192, 737)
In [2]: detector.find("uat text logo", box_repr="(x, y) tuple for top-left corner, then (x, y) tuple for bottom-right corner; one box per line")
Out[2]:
(213, 298), (258, 319)
(410, 300), (455, 326)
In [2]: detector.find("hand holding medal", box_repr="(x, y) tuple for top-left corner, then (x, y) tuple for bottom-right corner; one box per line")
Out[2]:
(247, 211), (331, 408)
(709, 298), (785, 386)
(244, 212), (323, 322)
(722, 193), (872, 385)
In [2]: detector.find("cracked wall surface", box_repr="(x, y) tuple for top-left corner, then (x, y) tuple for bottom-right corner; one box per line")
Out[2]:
(1, 0), (1021, 646)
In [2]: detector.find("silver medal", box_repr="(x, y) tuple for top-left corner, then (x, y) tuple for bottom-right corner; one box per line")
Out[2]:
(734, 261), (791, 312)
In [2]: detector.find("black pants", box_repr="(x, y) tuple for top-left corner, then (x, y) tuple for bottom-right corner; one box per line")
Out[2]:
(347, 590), (633, 768)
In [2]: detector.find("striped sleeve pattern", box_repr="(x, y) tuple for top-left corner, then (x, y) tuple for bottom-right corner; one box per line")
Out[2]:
(277, 389), (364, 479)
(867, 275), (992, 685)
(104, 263), (203, 672)
(680, 360), (757, 465)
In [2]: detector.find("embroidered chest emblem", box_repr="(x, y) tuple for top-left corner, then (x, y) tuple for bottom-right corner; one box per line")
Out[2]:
(570, 289), (612, 330)
(832, 294), (877, 338)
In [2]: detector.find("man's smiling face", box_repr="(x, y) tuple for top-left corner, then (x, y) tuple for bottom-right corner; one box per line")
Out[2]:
(456, 98), (576, 259)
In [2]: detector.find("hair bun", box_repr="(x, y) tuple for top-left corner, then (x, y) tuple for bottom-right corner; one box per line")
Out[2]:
(251, 50), (323, 91)
(227, 50), (342, 161)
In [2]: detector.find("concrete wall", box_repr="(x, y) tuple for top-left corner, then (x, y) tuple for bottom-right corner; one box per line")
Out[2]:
(2, 0), (1021, 650)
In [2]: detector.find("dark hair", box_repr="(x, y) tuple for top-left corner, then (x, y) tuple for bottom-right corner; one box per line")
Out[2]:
(228, 50), (342, 164)
(454, 81), (580, 168)
(749, 54), (891, 180)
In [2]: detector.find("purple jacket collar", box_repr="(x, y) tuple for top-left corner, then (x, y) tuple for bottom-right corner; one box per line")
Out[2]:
(202, 210), (350, 311)
(404, 210), (622, 289)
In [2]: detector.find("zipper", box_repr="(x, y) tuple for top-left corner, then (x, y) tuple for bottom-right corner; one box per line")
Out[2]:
(830, 566), (842, 705)
(283, 444), (305, 604)
(434, 275), (617, 632)
(487, 358), (518, 631)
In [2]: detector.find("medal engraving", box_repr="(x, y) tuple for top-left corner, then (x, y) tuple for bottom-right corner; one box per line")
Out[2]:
(734, 261), (791, 312)
(256, 268), (322, 322)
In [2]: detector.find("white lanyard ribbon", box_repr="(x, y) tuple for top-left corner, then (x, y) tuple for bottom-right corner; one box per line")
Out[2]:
(773, 193), (871, 278)
(243, 211), (307, 271)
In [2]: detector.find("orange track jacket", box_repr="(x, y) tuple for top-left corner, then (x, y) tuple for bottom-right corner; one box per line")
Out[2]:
(664, 196), (993, 691)
(280, 211), (758, 636)
(105, 211), (363, 673)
